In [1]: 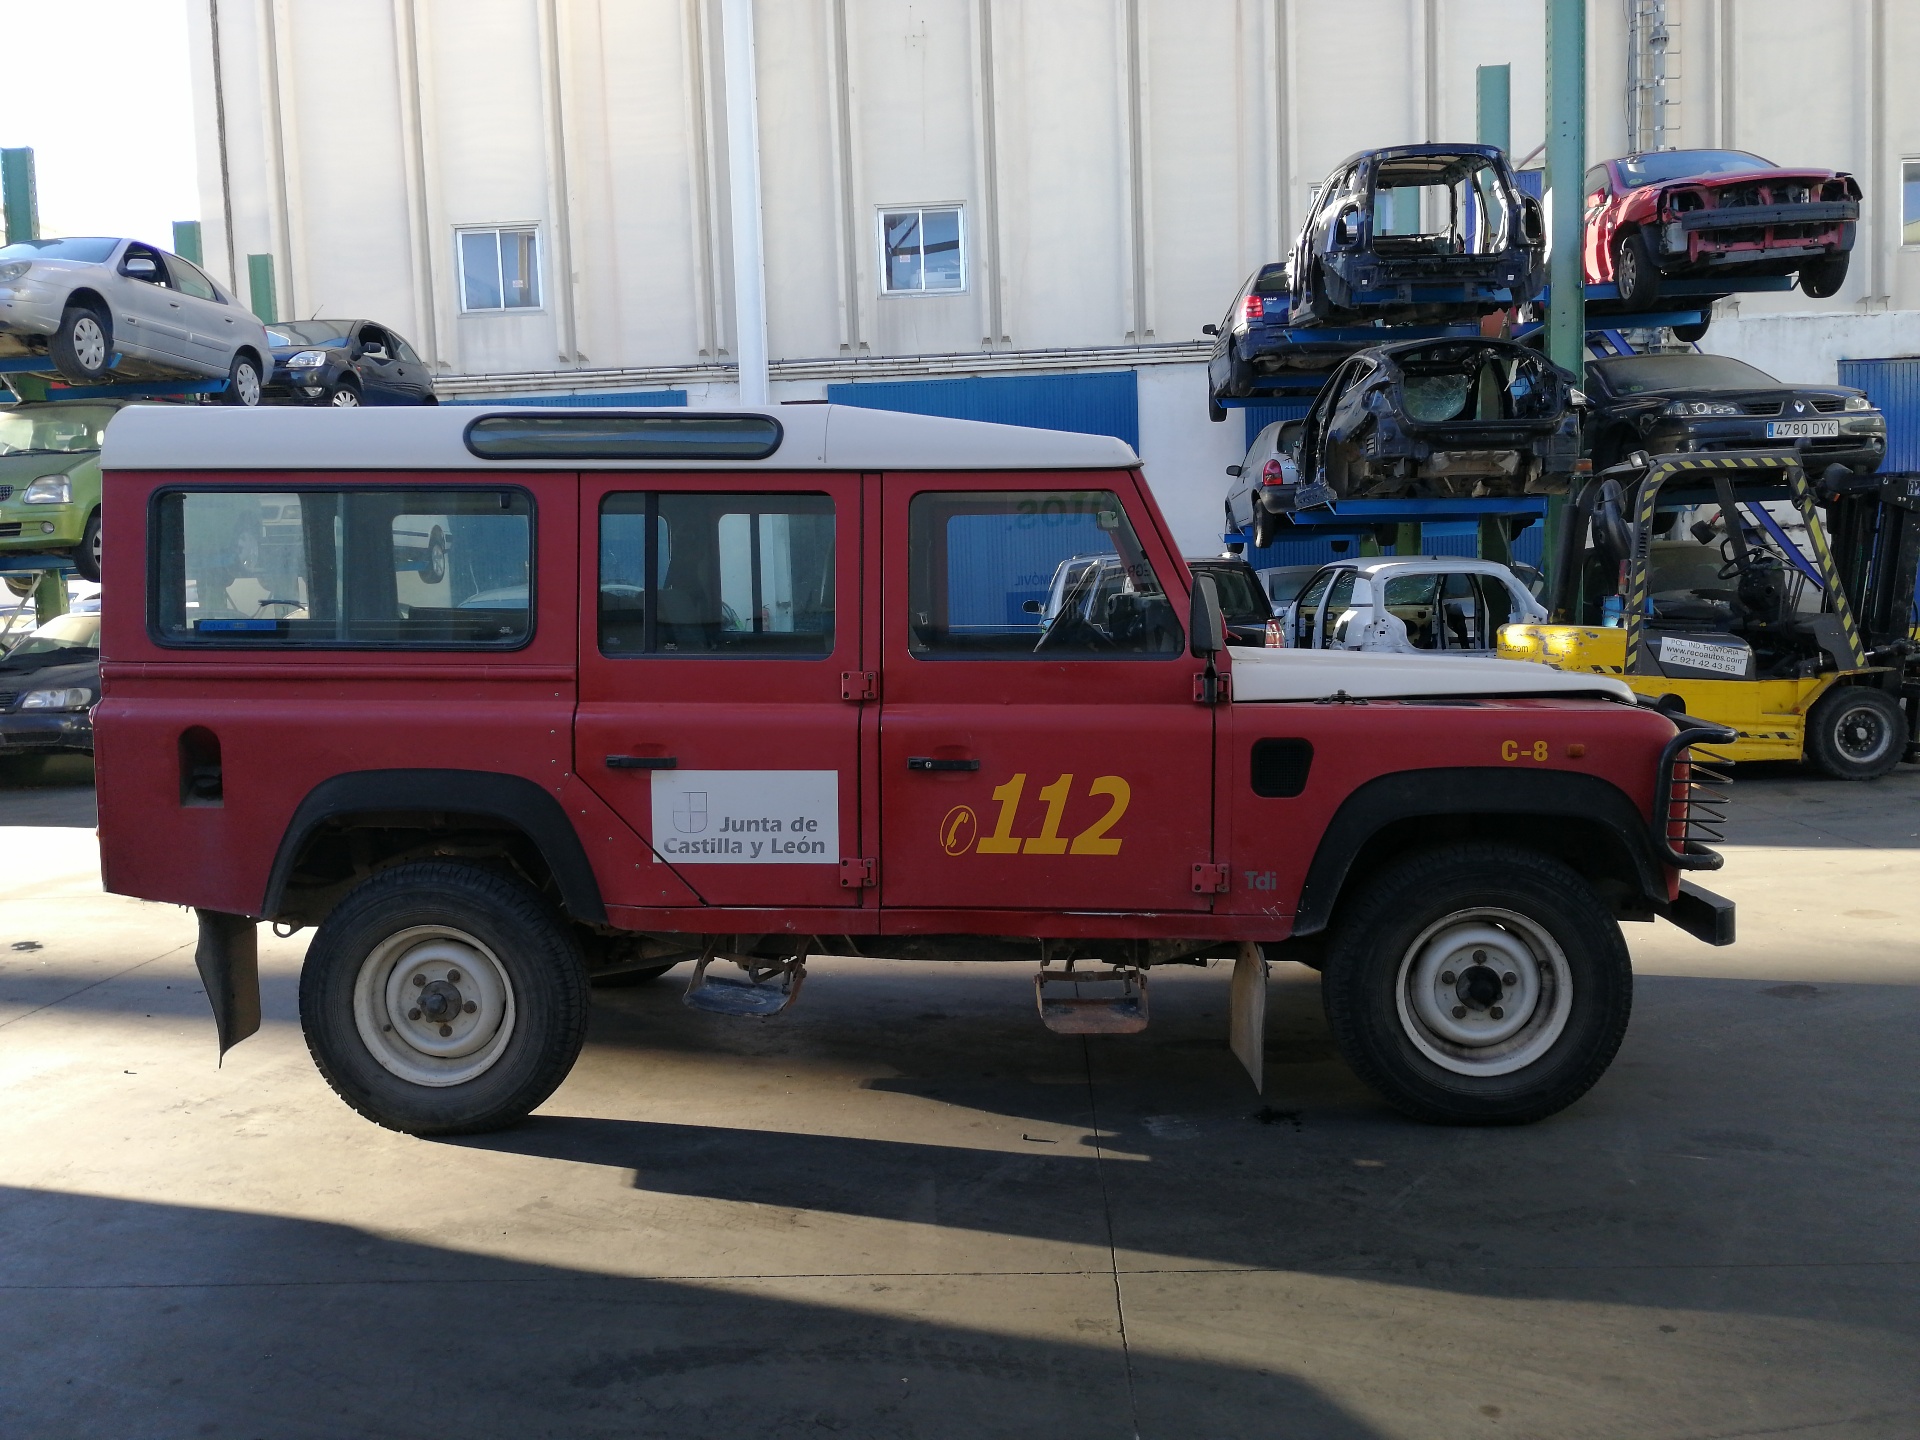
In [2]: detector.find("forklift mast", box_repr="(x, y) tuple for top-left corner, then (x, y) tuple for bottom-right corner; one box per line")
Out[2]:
(1821, 469), (1920, 655)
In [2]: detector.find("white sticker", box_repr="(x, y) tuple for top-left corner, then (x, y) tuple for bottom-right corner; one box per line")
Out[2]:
(1658, 636), (1748, 677)
(649, 770), (839, 864)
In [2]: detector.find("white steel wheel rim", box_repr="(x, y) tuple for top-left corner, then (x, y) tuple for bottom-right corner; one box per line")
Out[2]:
(1833, 702), (1892, 764)
(352, 925), (516, 1087)
(233, 362), (261, 406)
(72, 316), (106, 370)
(330, 386), (360, 407)
(89, 520), (101, 570)
(1394, 908), (1572, 1077)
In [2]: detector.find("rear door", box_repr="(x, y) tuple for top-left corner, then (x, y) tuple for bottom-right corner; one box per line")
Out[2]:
(877, 475), (1217, 915)
(575, 471), (866, 910)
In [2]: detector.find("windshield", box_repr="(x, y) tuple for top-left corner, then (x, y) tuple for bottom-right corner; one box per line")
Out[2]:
(0, 406), (112, 455)
(4, 613), (100, 659)
(266, 321), (355, 346)
(1196, 565), (1269, 624)
(0, 237), (119, 264)
(1590, 354), (1778, 395)
(1617, 150), (1774, 186)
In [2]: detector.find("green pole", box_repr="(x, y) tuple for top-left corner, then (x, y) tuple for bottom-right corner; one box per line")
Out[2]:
(173, 221), (204, 265)
(1478, 64), (1515, 563)
(1543, 0), (1586, 609)
(247, 253), (279, 324)
(1, 148), (38, 243)
(33, 570), (67, 626)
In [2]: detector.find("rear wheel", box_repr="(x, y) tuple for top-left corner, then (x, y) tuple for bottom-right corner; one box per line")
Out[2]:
(1614, 232), (1660, 310)
(1321, 845), (1632, 1125)
(1799, 253), (1849, 300)
(50, 305), (112, 382)
(1804, 685), (1903, 780)
(220, 352), (263, 406)
(1251, 510), (1279, 550)
(73, 509), (101, 583)
(298, 862), (589, 1135)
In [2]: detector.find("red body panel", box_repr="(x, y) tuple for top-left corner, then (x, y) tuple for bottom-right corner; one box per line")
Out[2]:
(1583, 161), (1859, 285)
(97, 461), (1681, 940)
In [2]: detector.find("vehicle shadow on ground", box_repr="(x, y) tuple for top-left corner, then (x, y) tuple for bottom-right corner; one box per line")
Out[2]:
(0, 1184), (1384, 1440)
(0, 754), (96, 827)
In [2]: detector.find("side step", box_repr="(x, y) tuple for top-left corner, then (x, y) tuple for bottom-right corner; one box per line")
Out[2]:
(1035, 961), (1148, 1035)
(682, 946), (807, 1018)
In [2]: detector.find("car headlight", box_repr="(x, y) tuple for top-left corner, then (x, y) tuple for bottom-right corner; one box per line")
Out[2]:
(19, 687), (93, 711)
(21, 475), (71, 504)
(0, 261), (30, 283)
(1664, 400), (1740, 417)
(286, 350), (329, 368)
(1843, 395), (1873, 412)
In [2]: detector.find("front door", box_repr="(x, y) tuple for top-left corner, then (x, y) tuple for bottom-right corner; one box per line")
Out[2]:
(575, 472), (866, 910)
(878, 478), (1218, 915)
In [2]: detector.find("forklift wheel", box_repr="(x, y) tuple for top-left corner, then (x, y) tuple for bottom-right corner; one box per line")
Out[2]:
(1804, 686), (1905, 781)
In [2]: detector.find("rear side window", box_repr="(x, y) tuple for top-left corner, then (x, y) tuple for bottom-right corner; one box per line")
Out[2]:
(907, 490), (1181, 659)
(599, 492), (835, 658)
(152, 489), (532, 647)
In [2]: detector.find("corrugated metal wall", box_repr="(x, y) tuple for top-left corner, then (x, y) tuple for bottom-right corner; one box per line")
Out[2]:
(826, 372), (1140, 450)
(1837, 358), (1920, 471)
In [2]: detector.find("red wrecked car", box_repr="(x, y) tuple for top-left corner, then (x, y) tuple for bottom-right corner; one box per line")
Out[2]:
(1583, 149), (1860, 321)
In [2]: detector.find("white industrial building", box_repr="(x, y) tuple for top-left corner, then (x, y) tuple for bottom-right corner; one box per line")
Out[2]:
(186, 0), (1920, 552)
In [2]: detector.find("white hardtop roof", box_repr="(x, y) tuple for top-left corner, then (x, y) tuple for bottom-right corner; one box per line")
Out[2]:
(100, 402), (1141, 472)
(1313, 555), (1530, 576)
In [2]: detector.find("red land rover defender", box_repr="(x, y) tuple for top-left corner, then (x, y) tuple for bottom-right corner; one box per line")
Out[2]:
(95, 405), (1735, 1136)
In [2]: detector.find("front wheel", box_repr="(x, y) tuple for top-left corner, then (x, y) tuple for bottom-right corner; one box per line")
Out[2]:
(1799, 253), (1849, 300)
(73, 509), (102, 583)
(1804, 685), (1904, 780)
(1321, 845), (1632, 1125)
(50, 305), (113, 382)
(327, 380), (362, 407)
(298, 862), (590, 1135)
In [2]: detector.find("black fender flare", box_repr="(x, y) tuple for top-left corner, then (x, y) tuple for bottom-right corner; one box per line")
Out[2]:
(261, 769), (606, 923)
(1291, 768), (1666, 936)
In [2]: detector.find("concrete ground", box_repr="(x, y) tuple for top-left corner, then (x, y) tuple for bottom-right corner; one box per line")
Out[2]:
(0, 754), (1916, 1439)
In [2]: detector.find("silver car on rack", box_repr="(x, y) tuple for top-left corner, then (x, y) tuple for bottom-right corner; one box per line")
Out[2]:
(0, 237), (270, 403)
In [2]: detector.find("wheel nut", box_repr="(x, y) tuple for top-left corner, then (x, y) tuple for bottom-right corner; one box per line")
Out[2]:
(407, 1008), (421, 1021)
(412, 974), (425, 987)
(463, 1000), (477, 1013)
(1452, 1005), (1467, 1019)
(1502, 971), (1518, 986)
(1489, 1006), (1505, 1020)
(447, 969), (462, 983)
(1473, 950), (1487, 962)
(1441, 971), (1457, 985)
(438, 1024), (452, 1037)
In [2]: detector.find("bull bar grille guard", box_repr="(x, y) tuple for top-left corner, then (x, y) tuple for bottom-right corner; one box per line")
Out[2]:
(1652, 712), (1737, 870)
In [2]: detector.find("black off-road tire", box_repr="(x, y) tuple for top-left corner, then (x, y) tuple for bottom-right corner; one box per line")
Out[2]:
(1799, 253), (1849, 300)
(1614, 232), (1660, 310)
(73, 509), (102, 583)
(1804, 685), (1904, 781)
(50, 304), (113, 382)
(1321, 844), (1633, 1125)
(299, 861), (590, 1136)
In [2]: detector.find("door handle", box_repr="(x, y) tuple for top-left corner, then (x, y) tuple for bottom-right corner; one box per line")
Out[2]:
(606, 755), (677, 770)
(907, 757), (979, 772)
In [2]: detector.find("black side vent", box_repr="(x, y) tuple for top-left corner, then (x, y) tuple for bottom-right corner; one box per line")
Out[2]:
(1250, 738), (1314, 798)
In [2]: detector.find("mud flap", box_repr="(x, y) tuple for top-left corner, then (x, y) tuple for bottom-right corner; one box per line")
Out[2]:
(1229, 942), (1268, 1093)
(194, 910), (261, 1060)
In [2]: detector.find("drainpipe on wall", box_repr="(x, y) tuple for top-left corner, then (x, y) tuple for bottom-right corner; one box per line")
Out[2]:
(720, 0), (770, 407)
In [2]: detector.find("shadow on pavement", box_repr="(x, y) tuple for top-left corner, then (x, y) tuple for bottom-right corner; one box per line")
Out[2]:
(0, 1184), (1383, 1440)
(0, 755), (96, 828)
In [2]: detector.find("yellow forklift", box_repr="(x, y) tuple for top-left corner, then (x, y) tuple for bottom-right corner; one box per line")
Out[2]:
(1500, 451), (1919, 780)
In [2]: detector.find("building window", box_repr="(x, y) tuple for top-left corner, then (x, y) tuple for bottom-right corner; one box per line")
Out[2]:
(1904, 161), (1920, 246)
(458, 227), (541, 311)
(880, 206), (964, 294)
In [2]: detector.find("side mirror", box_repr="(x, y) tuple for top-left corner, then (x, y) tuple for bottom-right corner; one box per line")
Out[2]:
(1225, 464), (1242, 477)
(1201, 323), (1219, 337)
(1189, 575), (1228, 658)
(124, 256), (157, 278)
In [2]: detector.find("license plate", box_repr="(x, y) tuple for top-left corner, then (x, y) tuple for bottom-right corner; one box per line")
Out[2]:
(1766, 419), (1839, 438)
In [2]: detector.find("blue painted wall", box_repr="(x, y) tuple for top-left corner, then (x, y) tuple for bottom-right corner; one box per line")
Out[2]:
(1837, 357), (1920, 471)
(827, 371), (1140, 450)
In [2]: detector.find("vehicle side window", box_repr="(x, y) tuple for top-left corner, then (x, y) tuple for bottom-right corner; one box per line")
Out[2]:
(1382, 573), (1441, 649)
(359, 326), (393, 358)
(153, 488), (532, 648)
(1583, 165), (1611, 200)
(168, 255), (220, 302)
(395, 336), (422, 362)
(1320, 572), (1358, 647)
(599, 492), (834, 659)
(906, 490), (1180, 659)
(1478, 574), (1515, 633)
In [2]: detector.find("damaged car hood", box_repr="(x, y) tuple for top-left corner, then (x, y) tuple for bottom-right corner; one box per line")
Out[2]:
(1225, 646), (1634, 703)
